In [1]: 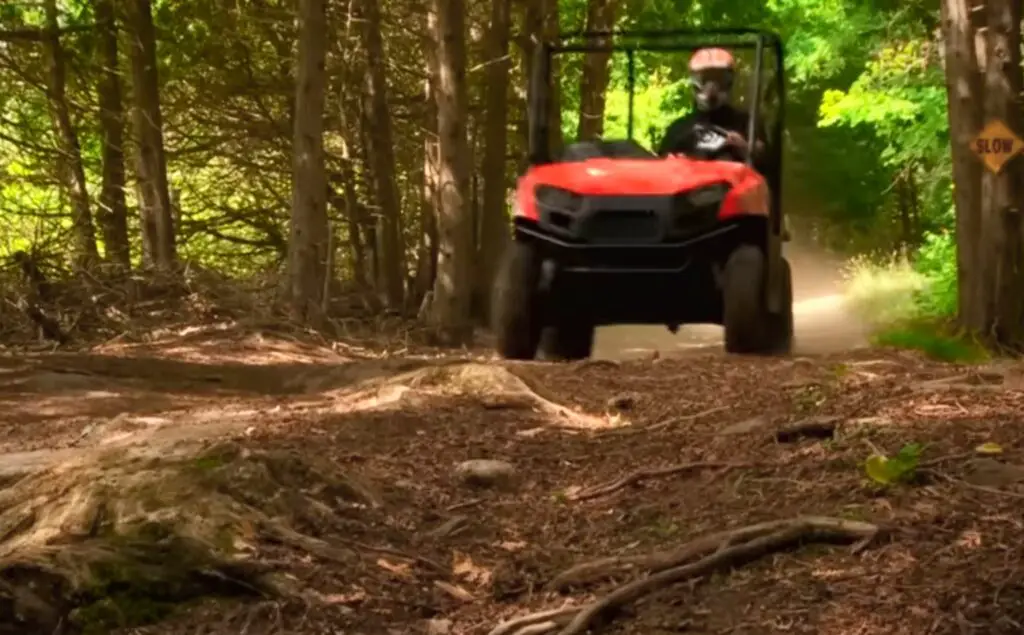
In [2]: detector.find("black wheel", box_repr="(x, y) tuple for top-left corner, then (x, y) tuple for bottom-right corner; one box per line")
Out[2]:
(765, 257), (794, 355)
(540, 318), (595, 361)
(722, 245), (769, 354)
(492, 241), (543, 359)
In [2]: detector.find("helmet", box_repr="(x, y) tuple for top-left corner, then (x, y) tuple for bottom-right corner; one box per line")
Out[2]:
(688, 48), (735, 112)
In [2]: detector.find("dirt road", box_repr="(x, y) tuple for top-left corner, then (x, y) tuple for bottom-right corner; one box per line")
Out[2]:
(594, 245), (869, 359)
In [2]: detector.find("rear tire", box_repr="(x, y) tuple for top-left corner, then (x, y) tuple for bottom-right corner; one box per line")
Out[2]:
(540, 318), (595, 361)
(492, 241), (543, 359)
(722, 245), (769, 354)
(765, 257), (794, 355)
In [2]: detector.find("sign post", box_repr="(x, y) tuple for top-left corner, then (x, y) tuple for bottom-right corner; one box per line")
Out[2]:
(972, 119), (1024, 173)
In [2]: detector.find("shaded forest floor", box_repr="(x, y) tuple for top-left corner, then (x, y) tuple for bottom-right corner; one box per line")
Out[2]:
(1, 325), (1023, 635)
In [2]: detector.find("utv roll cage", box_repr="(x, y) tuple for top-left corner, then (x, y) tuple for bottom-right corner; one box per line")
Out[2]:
(526, 27), (786, 235)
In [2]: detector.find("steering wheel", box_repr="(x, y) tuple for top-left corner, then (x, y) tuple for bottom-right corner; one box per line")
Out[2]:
(688, 122), (746, 162)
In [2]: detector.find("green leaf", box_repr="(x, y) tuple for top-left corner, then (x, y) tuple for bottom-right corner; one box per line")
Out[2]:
(864, 454), (895, 485)
(975, 442), (1003, 455)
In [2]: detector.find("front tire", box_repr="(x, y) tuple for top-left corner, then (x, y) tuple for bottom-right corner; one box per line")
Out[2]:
(492, 241), (543, 359)
(722, 245), (793, 356)
(722, 245), (769, 354)
(540, 318), (595, 361)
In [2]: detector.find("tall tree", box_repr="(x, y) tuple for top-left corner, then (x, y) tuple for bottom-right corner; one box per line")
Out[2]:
(974, 0), (1024, 344)
(287, 0), (330, 323)
(126, 0), (175, 269)
(95, 0), (131, 270)
(430, 0), (474, 343)
(543, 0), (564, 156)
(576, 0), (618, 141)
(939, 0), (984, 327)
(416, 6), (440, 307)
(475, 0), (512, 320)
(360, 0), (405, 310)
(43, 0), (99, 268)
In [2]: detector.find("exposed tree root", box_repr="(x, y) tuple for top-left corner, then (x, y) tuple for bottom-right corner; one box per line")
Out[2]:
(340, 363), (608, 428)
(495, 516), (882, 635)
(569, 461), (761, 501)
(0, 440), (385, 633)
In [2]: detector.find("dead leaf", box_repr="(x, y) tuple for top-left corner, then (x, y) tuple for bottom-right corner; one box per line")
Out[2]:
(433, 580), (474, 602)
(453, 551), (491, 585)
(376, 558), (413, 579)
(319, 588), (368, 605)
(498, 540), (527, 552)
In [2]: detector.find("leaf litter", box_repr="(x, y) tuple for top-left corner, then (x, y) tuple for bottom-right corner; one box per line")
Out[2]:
(0, 332), (1023, 634)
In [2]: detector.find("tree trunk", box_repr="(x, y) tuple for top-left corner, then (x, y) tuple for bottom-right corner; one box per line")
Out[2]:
(95, 0), (131, 271)
(976, 0), (1024, 345)
(430, 0), (474, 344)
(417, 13), (440, 306)
(542, 0), (564, 156)
(286, 0), (330, 324)
(940, 0), (985, 328)
(43, 0), (99, 269)
(360, 0), (405, 311)
(474, 0), (512, 322)
(576, 0), (618, 141)
(518, 0), (543, 174)
(126, 0), (176, 269)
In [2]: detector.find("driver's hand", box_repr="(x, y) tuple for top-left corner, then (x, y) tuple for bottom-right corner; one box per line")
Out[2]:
(725, 131), (746, 148)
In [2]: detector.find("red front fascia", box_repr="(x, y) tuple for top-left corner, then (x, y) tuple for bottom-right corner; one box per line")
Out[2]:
(514, 156), (769, 222)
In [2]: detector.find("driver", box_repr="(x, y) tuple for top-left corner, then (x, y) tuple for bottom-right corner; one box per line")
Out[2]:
(657, 47), (767, 165)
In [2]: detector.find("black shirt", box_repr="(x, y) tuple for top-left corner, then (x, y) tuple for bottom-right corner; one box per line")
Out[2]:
(657, 105), (768, 169)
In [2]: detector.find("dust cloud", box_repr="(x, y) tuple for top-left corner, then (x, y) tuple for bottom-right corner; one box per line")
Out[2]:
(592, 241), (870, 360)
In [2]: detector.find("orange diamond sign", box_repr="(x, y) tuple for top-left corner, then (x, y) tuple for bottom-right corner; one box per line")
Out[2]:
(973, 119), (1024, 173)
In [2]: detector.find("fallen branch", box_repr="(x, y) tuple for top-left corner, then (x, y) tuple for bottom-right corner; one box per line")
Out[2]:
(773, 416), (840, 443)
(569, 461), (760, 501)
(500, 516), (882, 635)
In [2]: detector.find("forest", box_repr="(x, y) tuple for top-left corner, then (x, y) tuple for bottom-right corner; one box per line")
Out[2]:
(0, 0), (1019, 350)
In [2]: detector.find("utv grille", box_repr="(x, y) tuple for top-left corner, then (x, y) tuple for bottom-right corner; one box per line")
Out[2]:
(581, 209), (661, 244)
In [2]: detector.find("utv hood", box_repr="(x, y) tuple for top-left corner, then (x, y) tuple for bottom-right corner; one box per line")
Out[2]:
(520, 156), (751, 197)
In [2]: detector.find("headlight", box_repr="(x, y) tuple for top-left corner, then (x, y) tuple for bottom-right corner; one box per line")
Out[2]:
(535, 185), (583, 214)
(687, 183), (729, 208)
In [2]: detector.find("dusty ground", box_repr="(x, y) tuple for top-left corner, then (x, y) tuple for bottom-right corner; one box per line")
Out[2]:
(1, 320), (1023, 635)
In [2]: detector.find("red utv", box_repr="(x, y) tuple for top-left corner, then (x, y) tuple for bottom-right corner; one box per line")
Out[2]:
(491, 28), (793, 360)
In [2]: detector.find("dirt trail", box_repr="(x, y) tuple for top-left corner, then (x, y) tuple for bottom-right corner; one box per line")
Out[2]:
(0, 323), (1022, 635)
(594, 242), (868, 359)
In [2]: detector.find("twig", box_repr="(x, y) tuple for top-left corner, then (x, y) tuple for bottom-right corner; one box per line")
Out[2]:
(570, 461), (761, 501)
(924, 469), (1024, 500)
(918, 450), (976, 469)
(599, 406), (729, 437)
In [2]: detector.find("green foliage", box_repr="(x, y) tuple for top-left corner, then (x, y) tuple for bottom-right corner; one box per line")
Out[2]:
(843, 255), (928, 326)
(912, 231), (958, 318)
(864, 442), (922, 486)
(872, 322), (988, 363)
(0, 0), (960, 294)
